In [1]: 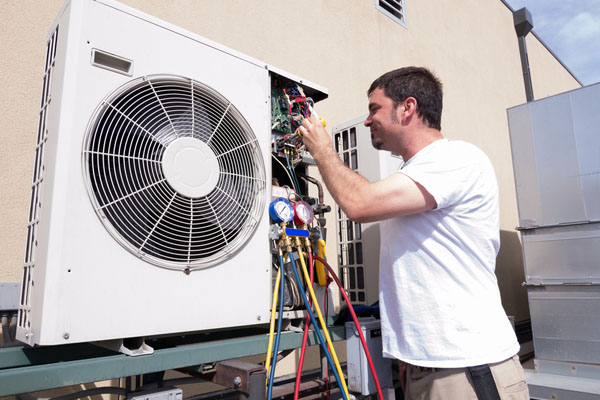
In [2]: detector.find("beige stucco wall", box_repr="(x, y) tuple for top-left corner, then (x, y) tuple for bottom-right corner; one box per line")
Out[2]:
(0, 0), (580, 307)
(0, 0), (581, 394)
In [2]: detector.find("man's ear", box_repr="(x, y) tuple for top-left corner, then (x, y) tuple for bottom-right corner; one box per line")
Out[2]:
(402, 97), (417, 117)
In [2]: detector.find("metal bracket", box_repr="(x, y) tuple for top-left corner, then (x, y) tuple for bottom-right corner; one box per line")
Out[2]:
(523, 278), (600, 287)
(523, 279), (543, 287)
(92, 337), (154, 356)
(212, 359), (266, 398)
(0, 283), (20, 311)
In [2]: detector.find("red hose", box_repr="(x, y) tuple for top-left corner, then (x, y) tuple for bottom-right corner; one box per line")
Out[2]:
(293, 251), (315, 400)
(324, 277), (330, 400)
(313, 256), (385, 400)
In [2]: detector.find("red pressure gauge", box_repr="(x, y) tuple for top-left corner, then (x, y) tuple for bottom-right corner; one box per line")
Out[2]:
(293, 201), (315, 226)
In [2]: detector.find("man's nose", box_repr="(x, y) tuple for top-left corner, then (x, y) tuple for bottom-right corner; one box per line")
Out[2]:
(364, 118), (372, 127)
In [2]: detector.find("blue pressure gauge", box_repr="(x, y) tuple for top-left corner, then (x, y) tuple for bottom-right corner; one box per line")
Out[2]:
(269, 198), (295, 223)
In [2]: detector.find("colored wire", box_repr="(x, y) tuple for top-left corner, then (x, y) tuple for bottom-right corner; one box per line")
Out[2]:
(294, 250), (315, 400)
(265, 264), (282, 383)
(282, 85), (314, 132)
(287, 254), (349, 400)
(295, 248), (350, 399)
(267, 254), (287, 400)
(285, 151), (302, 195)
(271, 154), (299, 197)
(313, 255), (385, 400)
(282, 88), (297, 130)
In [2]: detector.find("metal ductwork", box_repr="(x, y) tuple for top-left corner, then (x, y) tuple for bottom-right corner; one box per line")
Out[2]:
(514, 7), (535, 102)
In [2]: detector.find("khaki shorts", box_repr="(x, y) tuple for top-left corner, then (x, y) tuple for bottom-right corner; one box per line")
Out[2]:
(404, 355), (529, 400)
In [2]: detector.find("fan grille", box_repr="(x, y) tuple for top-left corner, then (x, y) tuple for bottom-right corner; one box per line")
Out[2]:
(83, 75), (266, 270)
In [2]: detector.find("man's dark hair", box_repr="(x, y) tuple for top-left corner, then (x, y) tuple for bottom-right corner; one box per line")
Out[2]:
(367, 67), (443, 131)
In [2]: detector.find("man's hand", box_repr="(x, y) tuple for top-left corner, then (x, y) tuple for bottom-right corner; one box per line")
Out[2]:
(298, 114), (436, 223)
(299, 115), (333, 161)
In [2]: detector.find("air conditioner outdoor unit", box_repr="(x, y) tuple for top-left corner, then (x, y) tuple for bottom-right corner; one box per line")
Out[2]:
(17, 0), (323, 349)
(333, 116), (402, 306)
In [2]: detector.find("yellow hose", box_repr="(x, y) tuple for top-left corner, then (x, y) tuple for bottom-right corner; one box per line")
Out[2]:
(296, 247), (350, 399)
(315, 239), (328, 286)
(265, 265), (282, 384)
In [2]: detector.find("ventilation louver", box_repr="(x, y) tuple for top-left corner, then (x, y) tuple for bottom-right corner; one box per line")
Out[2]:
(83, 75), (266, 270)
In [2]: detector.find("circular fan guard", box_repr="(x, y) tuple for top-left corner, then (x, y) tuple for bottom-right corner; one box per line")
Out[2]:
(83, 75), (266, 270)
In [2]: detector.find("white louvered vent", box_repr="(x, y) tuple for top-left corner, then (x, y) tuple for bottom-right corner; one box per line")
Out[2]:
(83, 75), (266, 271)
(334, 127), (366, 305)
(19, 25), (59, 330)
(376, 0), (406, 26)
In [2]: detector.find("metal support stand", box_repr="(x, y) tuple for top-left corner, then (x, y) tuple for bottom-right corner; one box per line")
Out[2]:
(212, 360), (266, 400)
(0, 325), (346, 397)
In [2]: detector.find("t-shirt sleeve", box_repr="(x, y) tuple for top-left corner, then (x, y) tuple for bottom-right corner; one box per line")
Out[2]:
(399, 143), (485, 210)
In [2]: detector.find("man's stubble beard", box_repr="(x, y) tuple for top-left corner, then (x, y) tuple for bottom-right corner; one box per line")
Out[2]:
(371, 107), (400, 150)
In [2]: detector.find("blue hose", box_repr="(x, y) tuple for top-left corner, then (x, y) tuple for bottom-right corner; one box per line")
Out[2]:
(267, 255), (286, 400)
(285, 153), (302, 195)
(288, 254), (349, 400)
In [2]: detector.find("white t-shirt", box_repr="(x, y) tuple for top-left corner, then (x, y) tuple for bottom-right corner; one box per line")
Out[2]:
(379, 138), (519, 368)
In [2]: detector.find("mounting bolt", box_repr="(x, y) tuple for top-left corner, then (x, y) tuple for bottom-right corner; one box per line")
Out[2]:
(63, 333), (70, 340)
(256, 315), (261, 321)
(233, 376), (242, 387)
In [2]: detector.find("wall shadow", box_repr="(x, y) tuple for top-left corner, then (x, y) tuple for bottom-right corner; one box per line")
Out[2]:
(496, 230), (529, 322)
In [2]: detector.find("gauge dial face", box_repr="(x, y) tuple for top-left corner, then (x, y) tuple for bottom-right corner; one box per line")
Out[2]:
(276, 202), (292, 220)
(293, 201), (314, 225)
(269, 198), (295, 223)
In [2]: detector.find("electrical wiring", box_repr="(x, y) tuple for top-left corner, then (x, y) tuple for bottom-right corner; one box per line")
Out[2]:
(272, 81), (313, 137)
(286, 253), (349, 400)
(285, 150), (302, 195)
(265, 263), (282, 382)
(267, 254), (287, 400)
(281, 84), (315, 133)
(295, 247), (350, 400)
(271, 154), (300, 197)
(313, 255), (385, 400)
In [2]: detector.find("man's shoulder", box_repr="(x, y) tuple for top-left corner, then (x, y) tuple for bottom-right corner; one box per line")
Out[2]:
(444, 139), (485, 153)
(439, 139), (491, 164)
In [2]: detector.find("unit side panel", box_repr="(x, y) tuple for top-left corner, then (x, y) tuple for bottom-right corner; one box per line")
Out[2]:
(507, 105), (541, 228)
(521, 223), (600, 283)
(529, 285), (600, 364)
(17, 0), (79, 345)
(333, 118), (401, 306)
(529, 95), (586, 225)
(570, 83), (600, 221)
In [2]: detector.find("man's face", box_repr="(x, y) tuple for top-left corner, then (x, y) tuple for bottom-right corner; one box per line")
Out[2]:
(364, 87), (401, 150)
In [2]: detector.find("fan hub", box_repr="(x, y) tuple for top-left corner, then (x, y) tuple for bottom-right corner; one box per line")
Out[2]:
(161, 137), (220, 198)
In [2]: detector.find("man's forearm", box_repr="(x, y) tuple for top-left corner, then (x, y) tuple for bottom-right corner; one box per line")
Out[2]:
(312, 145), (370, 220)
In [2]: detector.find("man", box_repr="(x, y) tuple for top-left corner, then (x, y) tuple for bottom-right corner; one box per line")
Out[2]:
(299, 67), (528, 399)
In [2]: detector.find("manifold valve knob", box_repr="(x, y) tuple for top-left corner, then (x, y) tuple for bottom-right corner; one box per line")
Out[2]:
(269, 224), (282, 240)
